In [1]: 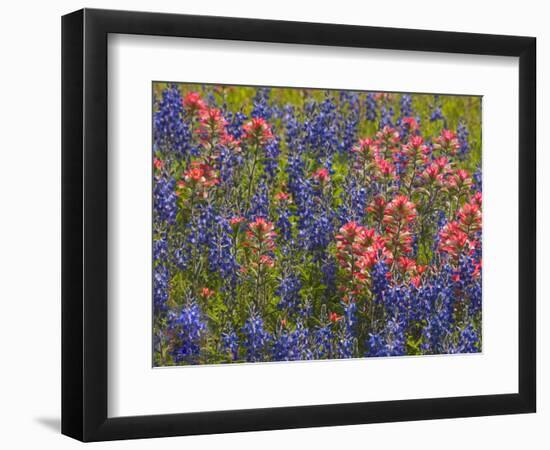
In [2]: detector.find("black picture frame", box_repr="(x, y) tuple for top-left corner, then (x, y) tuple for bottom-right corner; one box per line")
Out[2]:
(62, 8), (536, 442)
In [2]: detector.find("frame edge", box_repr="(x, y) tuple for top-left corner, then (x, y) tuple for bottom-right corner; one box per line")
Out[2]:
(61, 8), (85, 442)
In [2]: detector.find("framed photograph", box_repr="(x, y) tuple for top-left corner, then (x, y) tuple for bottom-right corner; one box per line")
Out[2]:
(62, 8), (536, 442)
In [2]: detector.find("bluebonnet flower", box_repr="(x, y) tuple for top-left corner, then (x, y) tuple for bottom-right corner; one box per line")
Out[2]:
(451, 323), (480, 353)
(339, 91), (360, 154)
(298, 298), (313, 319)
(457, 253), (482, 315)
(366, 317), (406, 356)
(251, 87), (275, 120)
(153, 233), (168, 262)
(365, 93), (377, 121)
(272, 322), (313, 361)
(371, 261), (390, 304)
(337, 301), (357, 358)
(218, 144), (240, 187)
(263, 138), (281, 179)
(400, 94), (413, 117)
(248, 180), (270, 220)
(432, 210), (448, 253)
(276, 204), (292, 242)
(394, 150), (409, 179)
(195, 203), (216, 247)
(153, 175), (178, 225)
(321, 255), (337, 298)
(473, 165), (482, 192)
(241, 312), (271, 362)
(369, 284), (409, 357)
(153, 264), (170, 313)
(420, 265), (456, 354)
(276, 272), (302, 313)
(457, 120), (470, 159)
(366, 333), (386, 356)
(171, 223), (196, 271)
(337, 177), (367, 224)
(303, 96), (341, 161)
(286, 151), (306, 201)
(430, 96), (444, 122)
(208, 215), (239, 281)
(221, 327), (240, 361)
(379, 105), (395, 129)
(225, 110), (248, 139)
(173, 245), (190, 271)
(302, 206), (334, 253)
(467, 263), (482, 314)
(284, 134), (331, 252)
(205, 88), (219, 107)
(153, 85), (192, 158)
(170, 301), (206, 364)
(313, 324), (334, 359)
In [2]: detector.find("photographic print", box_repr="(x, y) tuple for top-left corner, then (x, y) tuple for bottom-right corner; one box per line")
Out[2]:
(152, 82), (482, 366)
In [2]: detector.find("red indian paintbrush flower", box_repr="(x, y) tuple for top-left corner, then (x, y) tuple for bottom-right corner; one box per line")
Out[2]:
(242, 117), (274, 145)
(229, 216), (246, 226)
(274, 191), (292, 203)
(183, 91), (207, 113)
(258, 254), (275, 268)
(397, 256), (416, 273)
(374, 157), (397, 180)
(403, 135), (428, 162)
(153, 157), (164, 171)
(220, 133), (242, 154)
(383, 195), (417, 258)
(336, 222), (387, 294)
(352, 138), (377, 160)
(472, 191), (482, 207)
(352, 138), (378, 180)
(421, 157), (452, 186)
(375, 126), (401, 160)
(457, 201), (482, 234)
(376, 126), (400, 145)
(245, 217), (277, 253)
(229, 216), (246, 233)
(244, 218), (277, 271)
(200, 287), (215, 299)
(438, 195), (481, 261)
(438, 222), (470, 260)
(401, 117), (419, 132)
(311, 168), (330, 184)
(195, 107), (227, 144)
(367, 195), (386, 224)
(384, 195), (417, 226)
(433, 129), (460, 156)
(179, 161), (219, 199)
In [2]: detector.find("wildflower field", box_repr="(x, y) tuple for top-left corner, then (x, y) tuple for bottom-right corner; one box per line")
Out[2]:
(153, 82), (482, 366)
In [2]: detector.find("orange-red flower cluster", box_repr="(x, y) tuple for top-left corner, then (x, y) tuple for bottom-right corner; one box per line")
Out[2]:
(383, 195), (417, 259)
(178, 161), (219, 199)
(195, 107), (228, 144)
(244, 218), (277, 269)
(395, 256), (426, 288)
(184, 92), (241, 155)
(311, 168), (330, 184)
(336, 222), (386, 293)
(242, 117), (274, 146)
(438, 195), (482, 263)
(433, 129), (460, 156)
(183, 91), (207, 113)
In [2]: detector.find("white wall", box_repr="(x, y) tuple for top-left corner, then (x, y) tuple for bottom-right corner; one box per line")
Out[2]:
(0, 0), (546, 448)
